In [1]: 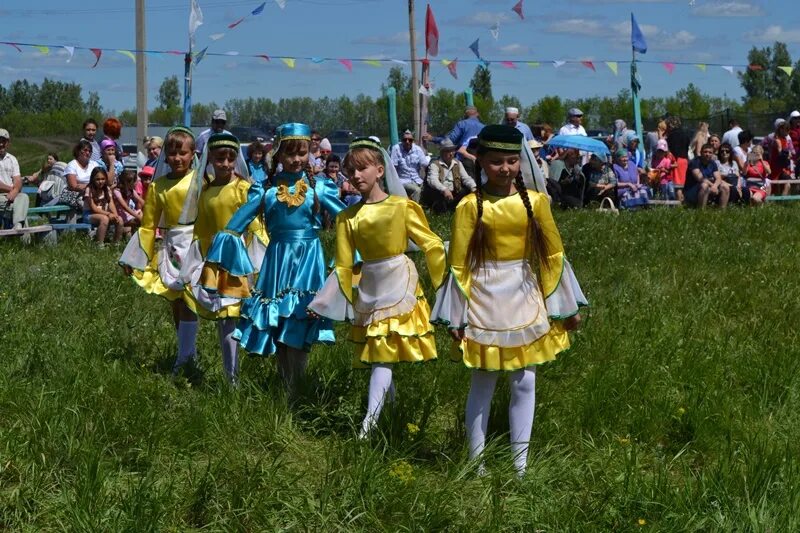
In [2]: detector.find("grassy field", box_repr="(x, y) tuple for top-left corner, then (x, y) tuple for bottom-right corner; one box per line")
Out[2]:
(2, 205), (800, 531)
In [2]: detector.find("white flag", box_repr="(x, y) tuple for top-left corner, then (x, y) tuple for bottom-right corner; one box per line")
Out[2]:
(489, 21), (500, 40)
(275, 0), (286, 8)
(553, 60), (566, 68)
(63, 45), (75, 63)
(189, 0), (204, 47)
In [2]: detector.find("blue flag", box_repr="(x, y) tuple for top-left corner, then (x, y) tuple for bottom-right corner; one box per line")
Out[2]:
(252, 2), (266, 15)
(469, 38), (480, 59)
(631, 13), (647, 54)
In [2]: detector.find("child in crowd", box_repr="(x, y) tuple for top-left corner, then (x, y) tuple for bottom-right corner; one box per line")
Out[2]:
(119, 127), (201, 376)
(246, 141), (268, 184)
(308, 137), (445, 438)
(84, 167), (123, 244)
(432, 125), (587, 477)
(650, 139), (678, 200)
(99, 139), (123, 186)
(202, 123), (347, 390)
(179, 133), (268, 384)
(745, 145), (771, 205)
(323, 154), (362, 207)
(137, 166), (155, 200)
(113, 167), (144, 236)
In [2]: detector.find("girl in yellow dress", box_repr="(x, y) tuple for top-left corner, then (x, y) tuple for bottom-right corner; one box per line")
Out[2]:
(308, 137), (446, 438)
(178, 133), (268, 384)
(119, 126), (202, 375)
(432, 125), (587, 476)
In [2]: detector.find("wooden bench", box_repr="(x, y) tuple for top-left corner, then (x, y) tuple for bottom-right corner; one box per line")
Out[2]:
(650, 200), (681, 206)
(0, 225), (53, 238)
(27, 205), (71, 216)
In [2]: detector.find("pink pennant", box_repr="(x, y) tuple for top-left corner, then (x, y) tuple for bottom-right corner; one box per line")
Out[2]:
(166, 50), (185, 55)
(662, 62), (675, 75)
(257, 54), (270, 62)
(581, 61), (596, 72)
(339, 59), (353, 72)
(90, 48), (102, 68)
(748, 64), (764, 71)
(500, 61), (517, 69)
(447, 59), (458, 79)
(512, 0), (524, 20)
(228, 17), (245, 29)
(3, 42), (22, 53)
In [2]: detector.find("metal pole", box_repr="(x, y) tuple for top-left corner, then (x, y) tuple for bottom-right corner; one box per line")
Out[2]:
(631, 48), (645, 161)
(408, 0), (420, 143)
(135, 0), (148, 152)
(183, 52), (192, 127)
(387, 87), (399, 146)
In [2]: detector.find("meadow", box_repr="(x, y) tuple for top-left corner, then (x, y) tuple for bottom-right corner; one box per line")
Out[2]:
(1, 205), (800, 531)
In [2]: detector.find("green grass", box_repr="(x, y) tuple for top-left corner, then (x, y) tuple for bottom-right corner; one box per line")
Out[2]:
(2, 206), (800, 530)
(8, 137), (74, 176)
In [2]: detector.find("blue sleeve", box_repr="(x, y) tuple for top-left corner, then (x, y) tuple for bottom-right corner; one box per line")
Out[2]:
(225, 180), (265, 235)
(318, 177), (347, 219)
(447, 121), (463, 144)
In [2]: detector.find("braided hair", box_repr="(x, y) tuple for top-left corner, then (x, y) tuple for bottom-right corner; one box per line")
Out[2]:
(466, 161), (489, 272)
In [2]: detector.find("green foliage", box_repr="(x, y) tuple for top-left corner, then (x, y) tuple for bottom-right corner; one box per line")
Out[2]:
(739, 42), (794, 110)
(157, 76), (181, 110)
(469, 65), (493, 102)
(2, 207), (800, 529)
(527, 95), (565, 128)
(0, 79), (91, 137)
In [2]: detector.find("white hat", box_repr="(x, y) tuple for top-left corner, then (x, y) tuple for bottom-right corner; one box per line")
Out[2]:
(568, 107), (584, 117)
(0, 128), (8, 139)
(505, 107), (519, 115)
(212, 109), (227, 121)
(790, 110), (800, 119)
(775, 118), (787, 129)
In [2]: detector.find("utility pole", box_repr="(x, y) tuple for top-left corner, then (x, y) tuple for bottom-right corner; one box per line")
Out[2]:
(136, 0), (148, 152)
(408, 0), (420, 143)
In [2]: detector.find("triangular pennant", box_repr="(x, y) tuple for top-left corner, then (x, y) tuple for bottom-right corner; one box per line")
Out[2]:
(721, 65), (734, 75)
(34, 45), (50, 55)
(252, 2), (267, 15)
(194, 46), (208, 65)
(631, 12), (648, 54)
(3, 42), (22, 53)
(662, 62), (675, 74)
(210, 33), (226, 41)
(224, 51), (240, 56)
(90, 48), (102, 68)
(489, 21), (500, 40)
(63, 45), (75, 62)
(526, 61), (540, 67)
(581, 61), (595, 72)
(512, 0), (524, 20)
(748, 64), (764, 71)
(311, 57), (326, 64)
(228, 17), (245, 29)
(391, 59), (407, 65)
(779, 66), (793, 76)
(166, 50), (184, 55)
(364, 59), (382, 67)
(275, 0), (286, 8)
(500, 61), (517, 69)
(425, 4), (439, 57)
(694, 63), (706, 72)
(447, 58), (458, 79)
(441, 59), (452, 66)
(418, 84), (431, 96)
(605, 61), (618, 75)
(257, 54), (270, 62)
(339, 59), (353, 72)
(281, 57), (295, 68)
(553, 60), (566, 68)
(117, 50), (136, 63)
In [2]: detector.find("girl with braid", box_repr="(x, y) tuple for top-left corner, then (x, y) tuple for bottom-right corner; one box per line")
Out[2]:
(432, 125), (588, 476)
(202, 123), (347, 390)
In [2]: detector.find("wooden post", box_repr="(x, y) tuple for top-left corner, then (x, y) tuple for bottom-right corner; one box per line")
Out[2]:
(408, 0), (421, 143)
(135, 0), (148, 152)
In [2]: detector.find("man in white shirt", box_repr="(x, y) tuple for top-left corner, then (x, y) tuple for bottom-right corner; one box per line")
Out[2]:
(0, 129), (29, 229)
(504, 107), (534, 141)
(558, 108), (587, 136)
(390, 130), (430, 202)
(423, 139), (476, 213)
(195, 109), (233, 154)
(721, 119), (743, 148)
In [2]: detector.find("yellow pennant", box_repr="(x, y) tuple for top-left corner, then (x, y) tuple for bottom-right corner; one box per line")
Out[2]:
(526, 61), (540, 68)
(364, 59), (382, 67)
(605, 61), (618, 75)
(117, 50), (136, 64)
(695, 64), (707, 72)
(441, 59), (452, 66)
(779, 66), (793, 76)
(34, 45), (49, 55)
(281, 57), (295, 69)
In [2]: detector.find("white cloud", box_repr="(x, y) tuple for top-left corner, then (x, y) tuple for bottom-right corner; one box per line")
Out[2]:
(545, 18), (696, 50)
(449, 11), (512, 27)
(692, 1), (763, 16)
(745, 25), (800, 43)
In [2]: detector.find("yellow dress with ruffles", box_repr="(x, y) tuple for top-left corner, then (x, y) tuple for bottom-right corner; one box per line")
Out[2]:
(333, 196), (446, 367)
(447, 191), (577, 371)
(192, 178), (268, 319)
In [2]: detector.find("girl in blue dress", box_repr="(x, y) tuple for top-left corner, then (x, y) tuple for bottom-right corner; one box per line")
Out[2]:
(202, 123), (347, 388)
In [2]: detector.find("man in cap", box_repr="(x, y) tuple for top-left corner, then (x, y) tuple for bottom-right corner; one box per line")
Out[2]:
(0, 129), (29, 230)
(423, 138), (476, 213)
(503, 107), (534, 142)
(196, 109), (232, 154)
(447, 106), (485, 162)
(390, 129), (430, 202)
(558, 108), (587, 137)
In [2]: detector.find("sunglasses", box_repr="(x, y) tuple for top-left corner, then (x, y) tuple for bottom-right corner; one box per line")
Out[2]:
(719, 149), (731, 153)
(311, 137), (321, 142)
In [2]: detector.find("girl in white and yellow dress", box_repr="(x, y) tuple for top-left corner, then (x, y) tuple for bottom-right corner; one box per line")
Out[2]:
(177, 133), (268, 384)
(308, 137), (446, 438)
(119, 126), (202, 375)
(432, 125), (588, 476)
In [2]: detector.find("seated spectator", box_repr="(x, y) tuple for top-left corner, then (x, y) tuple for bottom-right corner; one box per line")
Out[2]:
(624, 132), (647, 175)
(113, 166), (144, 236)
(82, 118), (102, 162)
(717, 143), (748, 205)
(547, 149), (585, 209)
(612, 149), (650, 209)
(423, 139), (476, 213)
(32, 155), (68, 206)
(769, 118), (793, 196)
(650, 140), (678, 200)
(323, 154), (361, 207)
(246, 141), (268, 183)
(685, 143), (729, 209)
(137, 166), (155, 200)
(101, 117), (124, 160)
(84, 167), (123, 244)
(25, 153), (59, 186)
(732, 130), (753, 170)
(99, 139), (123, 186)
(61, 140), (100, 210)
(691, 122), (710, 159)
(461, 136), (479, 177)
(646, 120), (667, 164)
(145, 136), (163, 167)
(582, 154), (617, 206)
(0, 128), (29, 230)
(666, 116), (690, 201)
(744, 145), (771, 206)
(529, 139), (549, 180)
(390, 130), (430, 202)
(708, 134), (721, 155)
(319, 138), (333, 165)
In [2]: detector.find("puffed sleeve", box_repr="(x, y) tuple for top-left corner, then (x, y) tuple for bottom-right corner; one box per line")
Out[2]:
(532, 192), (588, 319)
(119, 178), (162, 270)
(201, 180), (266, 298)
(405, 200), (446, 289)
(317, 177), (347, 219)
(307, 210), (355, 321)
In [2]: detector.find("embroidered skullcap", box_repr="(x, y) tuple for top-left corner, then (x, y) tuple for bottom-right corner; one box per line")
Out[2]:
(207, 132), (240, 151)
(477, 124), (523, 153)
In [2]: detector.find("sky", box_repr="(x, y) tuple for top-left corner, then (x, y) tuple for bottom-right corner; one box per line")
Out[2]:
(0, 0), (797, 114)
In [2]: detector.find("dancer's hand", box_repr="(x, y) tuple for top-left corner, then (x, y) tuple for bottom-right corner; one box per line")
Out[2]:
(449, 328), (465, 341)
(564, 314), (581, 331)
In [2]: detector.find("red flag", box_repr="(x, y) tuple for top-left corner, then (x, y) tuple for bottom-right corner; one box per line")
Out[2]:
(3, 42), (22, 52)
(425, 4), (439, 57)
(257, 54), (270, 62)
(228, 17), (245, 29)
(90, 48), (102, 68)
(748, 64), (764, 71)
(500, 61), (517, 69)
(339, 59), (353, 72)
(581, 61), (596, 72)
(447, 59), (458, 79)
(512, 0), (524, 20)
(662, 62), (675, 75)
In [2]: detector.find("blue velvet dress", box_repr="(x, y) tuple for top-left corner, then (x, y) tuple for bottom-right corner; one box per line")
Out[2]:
(204, 171), (347, 356)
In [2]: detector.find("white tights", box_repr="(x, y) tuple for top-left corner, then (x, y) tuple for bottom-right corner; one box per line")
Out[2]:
(173, 320), (199, 374)
(217, 319), (239, 384)
(465, 367), (537, 476)
(359, 364), (396, 438)
(276, 344), (308, 390)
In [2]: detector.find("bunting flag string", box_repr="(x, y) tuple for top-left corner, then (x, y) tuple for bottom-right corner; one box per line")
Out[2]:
(364, 59), (382, 67)
(779, 66), (793, 76)
(64, 45), (75, 62)
(605, 61), (618, 75)
(339, 59), (353, 72)
(553, 60), (566, 68)
(500, 61), (517, 69)
(721, 65), (734, 75)
(512, 0), (524, 20)
(695, 63), (707, 72)
(281, 57), (295, 69)
(662, 62), (675, 74)
(447, 59), (458, 79)
(117, 50), (136, 64)
(581, 61), (596, 72)
(526, 61), (540, 68)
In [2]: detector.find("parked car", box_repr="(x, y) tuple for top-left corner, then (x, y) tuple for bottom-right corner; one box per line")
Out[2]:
(327, 129), (359, 144)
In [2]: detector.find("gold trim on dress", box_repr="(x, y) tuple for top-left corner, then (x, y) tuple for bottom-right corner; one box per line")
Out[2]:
(276, 179), (308, 207)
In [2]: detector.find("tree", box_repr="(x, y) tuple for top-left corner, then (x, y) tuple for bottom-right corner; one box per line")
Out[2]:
(527, 96), (564, 128)
(85, 91), (103, 118)
(739, 42), (793, 111)
(157, 76), (181, 109)
(470, 65), (493, 102)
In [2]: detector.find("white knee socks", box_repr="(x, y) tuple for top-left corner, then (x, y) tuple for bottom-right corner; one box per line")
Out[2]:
(277, 345), (308, 390)
(508, 367), (537, 476)
(359, 364), (394, 438)
(217, 319), (239, 384)
(465, 371), (500, 464)
(173, 320), (199, 373)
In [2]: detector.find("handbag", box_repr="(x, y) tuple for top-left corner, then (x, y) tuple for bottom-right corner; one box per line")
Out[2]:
(597, 196), (619, 215)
